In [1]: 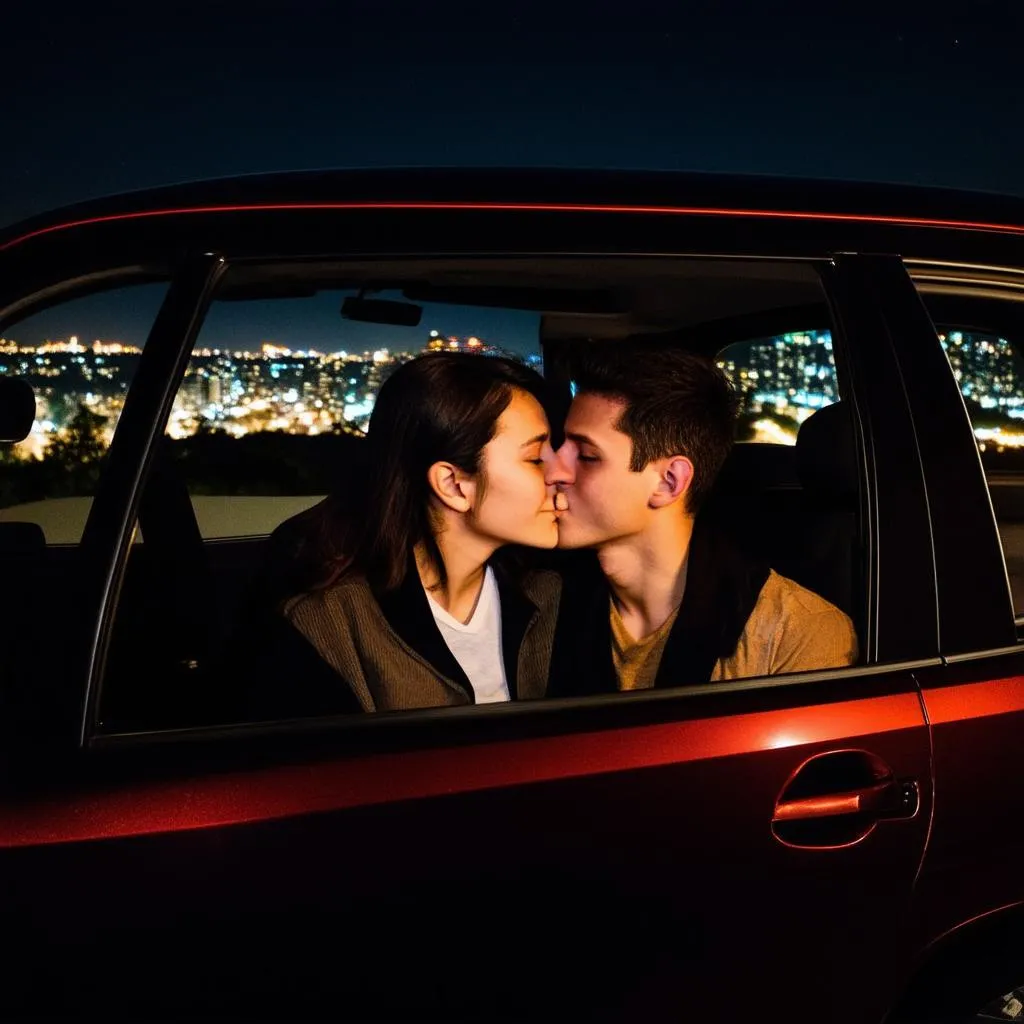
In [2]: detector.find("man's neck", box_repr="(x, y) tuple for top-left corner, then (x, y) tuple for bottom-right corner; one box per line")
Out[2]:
(597, 515), (695, 641)
(415, 516), (496, 624)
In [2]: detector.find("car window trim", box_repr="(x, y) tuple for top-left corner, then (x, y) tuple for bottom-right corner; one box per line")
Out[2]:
(943, 644), (1024, 665)
(79, 254), (229, 747)
(86, 655), (944, 752)
(0, 266), (170, 336)
(818, 256), (941, 665)
(82, 250), (913, 748)
(896, 264), (1021, 652)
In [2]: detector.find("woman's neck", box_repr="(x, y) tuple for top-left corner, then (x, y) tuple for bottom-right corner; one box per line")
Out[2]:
(414, 519), (497, 624)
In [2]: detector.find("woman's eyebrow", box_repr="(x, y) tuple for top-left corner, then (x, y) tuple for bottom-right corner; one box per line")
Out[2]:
(519, 432), (549, 447)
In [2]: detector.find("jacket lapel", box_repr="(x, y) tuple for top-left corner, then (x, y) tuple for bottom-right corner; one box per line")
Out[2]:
(654, 516), (770, 688)
(492, 560), (538, 701)
(548, 519), (770, 695)
(547, 552), (619, 698)
(373, 562), (474, 701)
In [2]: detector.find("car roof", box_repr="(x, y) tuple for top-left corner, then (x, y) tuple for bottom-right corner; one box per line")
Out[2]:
(3, 167), (1024, 251)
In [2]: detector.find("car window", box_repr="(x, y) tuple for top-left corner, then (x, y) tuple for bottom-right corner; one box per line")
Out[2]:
(0, 282), (167, 716)
(716, 329), (837, 445)
(0, 283), (167, 544)
(935, 327), (1024, 615)
(160, 289), (544, 540)
(96, 260), (866, 736)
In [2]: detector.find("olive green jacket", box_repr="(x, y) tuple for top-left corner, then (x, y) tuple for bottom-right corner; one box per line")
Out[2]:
(284, 562), (561, 712)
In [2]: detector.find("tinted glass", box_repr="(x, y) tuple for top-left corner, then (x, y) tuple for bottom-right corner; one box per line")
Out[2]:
(0, 284), (167, 543)
(96, 261), (862, 737)
(717, 330), (837, 444)
(0, 282), (166, 721)
(164, 289), (543, 539)
(936, 327), (1024, 615)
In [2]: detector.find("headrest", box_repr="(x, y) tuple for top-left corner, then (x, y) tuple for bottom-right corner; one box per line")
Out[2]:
(0, 378), (35, 444)
(796, 403), (858, 500)
(0, 521), (46, 555)
(715, 442), (799, 494)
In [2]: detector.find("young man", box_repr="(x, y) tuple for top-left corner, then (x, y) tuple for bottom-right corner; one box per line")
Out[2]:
(546, 345), (857, 697)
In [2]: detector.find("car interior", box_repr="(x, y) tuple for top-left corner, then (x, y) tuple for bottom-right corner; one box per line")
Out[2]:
(0, 258), (865, 734)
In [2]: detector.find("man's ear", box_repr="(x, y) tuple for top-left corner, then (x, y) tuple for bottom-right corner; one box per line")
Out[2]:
(649, 455), (694, 509)
(427, 461), (475, 513)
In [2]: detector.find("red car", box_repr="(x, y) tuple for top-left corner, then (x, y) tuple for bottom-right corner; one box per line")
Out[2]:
(1, 169), (1023, 1021)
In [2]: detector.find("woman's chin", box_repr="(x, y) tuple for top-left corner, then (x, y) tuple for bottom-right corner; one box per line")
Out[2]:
(519, 526), (560, 549)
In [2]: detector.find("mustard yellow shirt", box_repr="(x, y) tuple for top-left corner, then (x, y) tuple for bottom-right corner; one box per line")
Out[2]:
(609, 570), (858, 690)
(610, 599), (680, 691)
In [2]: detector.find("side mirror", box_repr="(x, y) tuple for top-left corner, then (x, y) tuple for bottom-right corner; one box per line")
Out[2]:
(0, 378), (36, 444)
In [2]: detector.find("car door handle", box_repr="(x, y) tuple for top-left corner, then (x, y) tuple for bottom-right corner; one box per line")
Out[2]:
(773, 779), (919, 824)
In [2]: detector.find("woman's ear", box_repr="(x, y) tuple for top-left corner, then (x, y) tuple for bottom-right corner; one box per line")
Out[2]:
(427, 461), (475, 513)
(649, 455), (695, 509)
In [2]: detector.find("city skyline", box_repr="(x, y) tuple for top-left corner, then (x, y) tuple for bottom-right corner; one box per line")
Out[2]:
(1, 330), (540, 459)
(6, 326), (1024, 466)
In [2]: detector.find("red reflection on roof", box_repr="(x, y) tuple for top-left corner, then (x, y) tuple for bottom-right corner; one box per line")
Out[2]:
(2, 201), (1024, 253)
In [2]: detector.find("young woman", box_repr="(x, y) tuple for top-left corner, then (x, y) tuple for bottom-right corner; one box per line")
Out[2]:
(276, 352), (565, 713)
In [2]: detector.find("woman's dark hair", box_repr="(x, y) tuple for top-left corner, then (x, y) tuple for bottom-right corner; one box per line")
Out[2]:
(290, 352), (551, 595)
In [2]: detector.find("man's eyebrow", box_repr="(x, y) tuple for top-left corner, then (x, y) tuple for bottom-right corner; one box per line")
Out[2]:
(519, 432), (549, 447)
(565, 431), (601, 449)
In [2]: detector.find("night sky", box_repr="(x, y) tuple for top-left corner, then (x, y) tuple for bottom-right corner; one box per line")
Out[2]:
(9, 285), (544, 357)
(3, 0), (1022, 353)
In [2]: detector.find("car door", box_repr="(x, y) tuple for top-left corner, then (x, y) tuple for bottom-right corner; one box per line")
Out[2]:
(0, 245), (935, 1023)
(872, 262), (1024, 1021)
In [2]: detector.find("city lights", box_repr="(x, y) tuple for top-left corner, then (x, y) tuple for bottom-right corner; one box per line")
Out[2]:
(5, 328), (1024, 462)
(2, 330), (517, 459)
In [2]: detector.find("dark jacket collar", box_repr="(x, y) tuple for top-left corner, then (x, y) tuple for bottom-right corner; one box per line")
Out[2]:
(548, 517), (770, 698)
(372, 552), (539, 702)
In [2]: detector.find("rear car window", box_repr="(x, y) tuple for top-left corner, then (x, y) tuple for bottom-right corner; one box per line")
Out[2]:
(717, 329), (837, 445)
(936, 328), (1024, 615)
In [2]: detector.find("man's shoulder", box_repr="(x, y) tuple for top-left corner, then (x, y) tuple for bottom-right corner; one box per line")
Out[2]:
(759, 570), (851, 623)
(753, 570), (858, 671)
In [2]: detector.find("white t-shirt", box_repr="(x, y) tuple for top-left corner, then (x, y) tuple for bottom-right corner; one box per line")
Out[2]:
(425, 566), (510, 704)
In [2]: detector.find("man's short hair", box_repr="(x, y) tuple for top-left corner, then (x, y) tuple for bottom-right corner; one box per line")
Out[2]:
(572, 343), (738, 513)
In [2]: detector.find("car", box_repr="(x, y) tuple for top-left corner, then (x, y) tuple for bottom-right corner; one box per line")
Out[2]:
(1, 168), (1024, 1022)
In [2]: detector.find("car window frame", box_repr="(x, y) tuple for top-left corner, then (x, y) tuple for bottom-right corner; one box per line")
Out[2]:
(0, 209), (951, 758)
(892, 262), (1021, 655)
(906, 271), (1024, 641)
(53, 246), (939, 754)
(76, 255), (229, 746)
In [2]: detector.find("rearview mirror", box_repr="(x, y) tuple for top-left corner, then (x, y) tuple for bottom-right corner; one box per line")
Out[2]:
(0, 378), (35, 444)
(341, 296), (422, 327)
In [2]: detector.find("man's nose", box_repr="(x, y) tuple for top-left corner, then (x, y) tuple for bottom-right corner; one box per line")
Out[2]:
(545, 445), (576, 487)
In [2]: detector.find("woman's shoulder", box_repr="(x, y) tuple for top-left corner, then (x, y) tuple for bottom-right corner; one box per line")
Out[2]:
(282, 573), (376, 621)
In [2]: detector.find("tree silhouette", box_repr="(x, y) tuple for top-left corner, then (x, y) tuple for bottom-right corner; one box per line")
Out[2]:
(45, 403), (108, 467)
